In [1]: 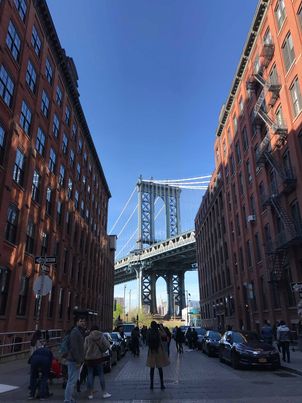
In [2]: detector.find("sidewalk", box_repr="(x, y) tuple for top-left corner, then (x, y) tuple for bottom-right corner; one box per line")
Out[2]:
(279, 345), (302, 375)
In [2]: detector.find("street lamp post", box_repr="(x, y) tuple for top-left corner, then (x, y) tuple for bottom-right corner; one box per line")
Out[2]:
(123, 284), (127, 322)
(186, 290), (191, 325)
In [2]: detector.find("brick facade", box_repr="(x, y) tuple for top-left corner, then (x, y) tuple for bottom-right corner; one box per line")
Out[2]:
(196, 0), (302, 333)
(0, 0), (115, 332)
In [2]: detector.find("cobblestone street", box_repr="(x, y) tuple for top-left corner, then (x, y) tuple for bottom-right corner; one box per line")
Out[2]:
(1, 343), (302, 402)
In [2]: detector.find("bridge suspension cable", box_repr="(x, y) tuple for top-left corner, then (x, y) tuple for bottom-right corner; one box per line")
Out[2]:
(117, 204), (138, 238)
(144, 175), (211, 183)
(142, 175), (211, 189)
(109, 187), (136, 234)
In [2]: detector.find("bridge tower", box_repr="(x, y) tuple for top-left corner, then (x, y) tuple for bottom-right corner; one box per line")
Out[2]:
(136, 177), (186, 316)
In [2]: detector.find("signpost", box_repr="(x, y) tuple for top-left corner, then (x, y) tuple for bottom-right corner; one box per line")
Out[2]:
(34, 256), (56, 330)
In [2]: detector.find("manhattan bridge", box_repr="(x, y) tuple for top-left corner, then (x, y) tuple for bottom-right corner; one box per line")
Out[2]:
(111, 175), (210, 316)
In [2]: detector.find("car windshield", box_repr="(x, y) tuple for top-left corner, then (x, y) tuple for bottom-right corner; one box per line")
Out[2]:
(123, 324), (135, 332)
(208, 331), (221, 340)
(232, 332), (247, 343)
(195, 328), (206, 335)
(110, 333), (120, 341)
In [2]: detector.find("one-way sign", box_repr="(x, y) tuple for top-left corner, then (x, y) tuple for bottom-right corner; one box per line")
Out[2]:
(35, 256), (56, 265)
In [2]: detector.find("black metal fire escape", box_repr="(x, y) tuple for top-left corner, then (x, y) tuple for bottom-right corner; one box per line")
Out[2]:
(247, 40), (300, 282)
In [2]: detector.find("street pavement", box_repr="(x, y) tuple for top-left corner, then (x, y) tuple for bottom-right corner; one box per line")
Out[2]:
(1, 341), (302, 402)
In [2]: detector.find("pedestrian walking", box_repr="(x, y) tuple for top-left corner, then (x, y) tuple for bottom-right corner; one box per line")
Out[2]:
(64, 313), (87, 403)
(29, 330), (43, 359)
(131, 326), (140, 356)
(186, 327), (193, 349)
(84, 325), (111, 400)
(146, 321), (170, 390)
(141, 325), (147, 345)
(28, 345), (53, 400)
(191, 328), (198, 350)
(261, 320), (273, 344)
(277, 320), (291, 363)
(164, 326), (172, 356)
(175, 327), (184, 353)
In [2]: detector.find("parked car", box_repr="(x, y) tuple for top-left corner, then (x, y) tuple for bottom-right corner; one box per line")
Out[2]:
(110, 332), (127, 359)
(195, 328), (207, 350)
(122, 323), (136, 347)
(202, 330), (221, 356)
(219, 330), (280, 370)
(103, 332), (118, 372)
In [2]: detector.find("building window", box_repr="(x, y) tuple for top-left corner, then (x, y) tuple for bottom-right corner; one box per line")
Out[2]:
(48, 147), (56, 173)
(230, 154), (235, 176)
(47, 287), (55, 318)
(298, 4), (302, 28)
(75, 190), (79, 209)
(0, 267), (10, 315)
(242, 127), (249, 152)
(16, 276), (28, 316)
(83, 151), (87, 165)
(13, 149), (25, 185)
(290, 78), (302, 117)
(19, 100), (32, 135)
(275, 0), (286, 30)
(0, 65), (14, 107)
(5, 204), (19, 244)
(254, 233), (262, 262)
(235, 141), (241, 164)
(57, 201), (63, 225)
(72, 122), (77, 139)
(26, 60), (36, 92)
(31, 169), (40, 202)
(53, 113), (59, 138)
(6, 21), (21, 62)
(0, 123), (5, 165)
(282, 33), (295, 71)
(246, 160), (252, 184)
(45, 187), (52, 215)
(233, 115), (238, 133)
(69, 149), (75, 167)
(25, 218), (35, 254)
(45, 58), (53, 84)
(41, 90), (49, 117)
(246, 240), (252, 268)
(58, 164), (65, 187)
(41, 232), (48, 256)
(239, 97), (244, 114)
(65, 106), (70, 126)
(67, 178), (73, 199)
(62, 133), (68, 154)
(59, 288), (64, 319)
(56, 85), (62, 106)
(291, 200), (302, 232)
(263, 28), (272, 45)
(76, 163), (81, 180)
(275, 105), (285, 127)
(36, 127), (46, 156)
(78, 137), (83, 153)
(14, 0), (27, 22)
(31, 25), (41, 56)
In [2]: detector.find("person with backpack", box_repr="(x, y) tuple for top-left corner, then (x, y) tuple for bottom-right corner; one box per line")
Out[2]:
(146, 321), (170, 390)
(64, 314), (87, 403)
(84, 325), (111, 400)
(261, 320), (273, 345)
(277, 320), (291, 363)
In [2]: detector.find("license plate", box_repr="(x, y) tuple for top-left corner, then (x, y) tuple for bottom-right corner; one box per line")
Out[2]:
(258, 358), (267, 363)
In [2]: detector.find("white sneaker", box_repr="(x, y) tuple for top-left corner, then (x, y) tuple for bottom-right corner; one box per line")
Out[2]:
(88, 395), (93, 400)
(102, 392), (111, 398)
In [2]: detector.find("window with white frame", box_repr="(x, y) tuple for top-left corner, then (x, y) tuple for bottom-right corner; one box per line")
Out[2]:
(31, 169), (40, 202)
(282, 32), (295, 71)
(290, 77), (302, 117)
(275, 0), (286, 31)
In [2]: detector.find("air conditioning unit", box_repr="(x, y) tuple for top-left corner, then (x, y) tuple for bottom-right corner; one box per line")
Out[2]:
(247, 215), (256, 223)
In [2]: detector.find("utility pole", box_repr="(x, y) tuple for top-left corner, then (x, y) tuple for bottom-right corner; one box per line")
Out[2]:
(186, 290), (191, 326)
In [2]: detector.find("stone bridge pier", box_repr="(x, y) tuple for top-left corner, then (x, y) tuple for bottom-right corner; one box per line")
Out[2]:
(141, 269), (186, 316)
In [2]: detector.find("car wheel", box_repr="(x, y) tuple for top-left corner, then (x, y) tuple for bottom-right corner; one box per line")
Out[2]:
(231, 352), (240, 369)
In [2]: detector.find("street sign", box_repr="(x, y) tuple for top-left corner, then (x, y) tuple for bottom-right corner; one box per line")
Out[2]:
(35, 256), (56, 265)
(33, 275), (52, 296)
(291, 282), (302, 292)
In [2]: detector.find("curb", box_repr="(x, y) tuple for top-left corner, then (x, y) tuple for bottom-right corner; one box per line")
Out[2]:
(280, 364), (302, 376)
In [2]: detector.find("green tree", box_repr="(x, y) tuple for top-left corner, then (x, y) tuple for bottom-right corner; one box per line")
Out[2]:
(113, 303), (123, 322)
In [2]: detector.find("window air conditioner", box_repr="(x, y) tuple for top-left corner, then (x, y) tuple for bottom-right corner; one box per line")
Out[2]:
(247, 215), (256, 223)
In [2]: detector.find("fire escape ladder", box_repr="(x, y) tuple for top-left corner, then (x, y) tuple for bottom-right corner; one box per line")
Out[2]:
(270, 249), (287, 282)
(262, 151), (284, 180)
(270, 196), (296, 238)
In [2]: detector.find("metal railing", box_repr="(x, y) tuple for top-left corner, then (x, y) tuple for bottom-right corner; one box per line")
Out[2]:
(0, 328), (63, 358)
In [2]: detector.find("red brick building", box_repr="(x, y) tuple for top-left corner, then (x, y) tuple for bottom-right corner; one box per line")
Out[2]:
(0, 0), (115, 332)
(196, 0), (302, 333)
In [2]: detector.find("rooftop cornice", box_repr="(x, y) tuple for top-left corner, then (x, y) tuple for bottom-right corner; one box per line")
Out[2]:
(34, 0), (111, 197)
(216, 0), (270, 137)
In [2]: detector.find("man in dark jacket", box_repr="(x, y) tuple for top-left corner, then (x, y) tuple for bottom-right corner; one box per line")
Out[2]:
(64, 315), (87, 403)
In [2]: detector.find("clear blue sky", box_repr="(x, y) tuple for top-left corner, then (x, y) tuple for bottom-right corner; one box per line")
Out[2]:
(47, 0), (258, 305)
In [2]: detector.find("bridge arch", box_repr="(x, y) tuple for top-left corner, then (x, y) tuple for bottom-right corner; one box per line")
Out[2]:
(154, 196), (166, 243)
(155, 275), (168, 315)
